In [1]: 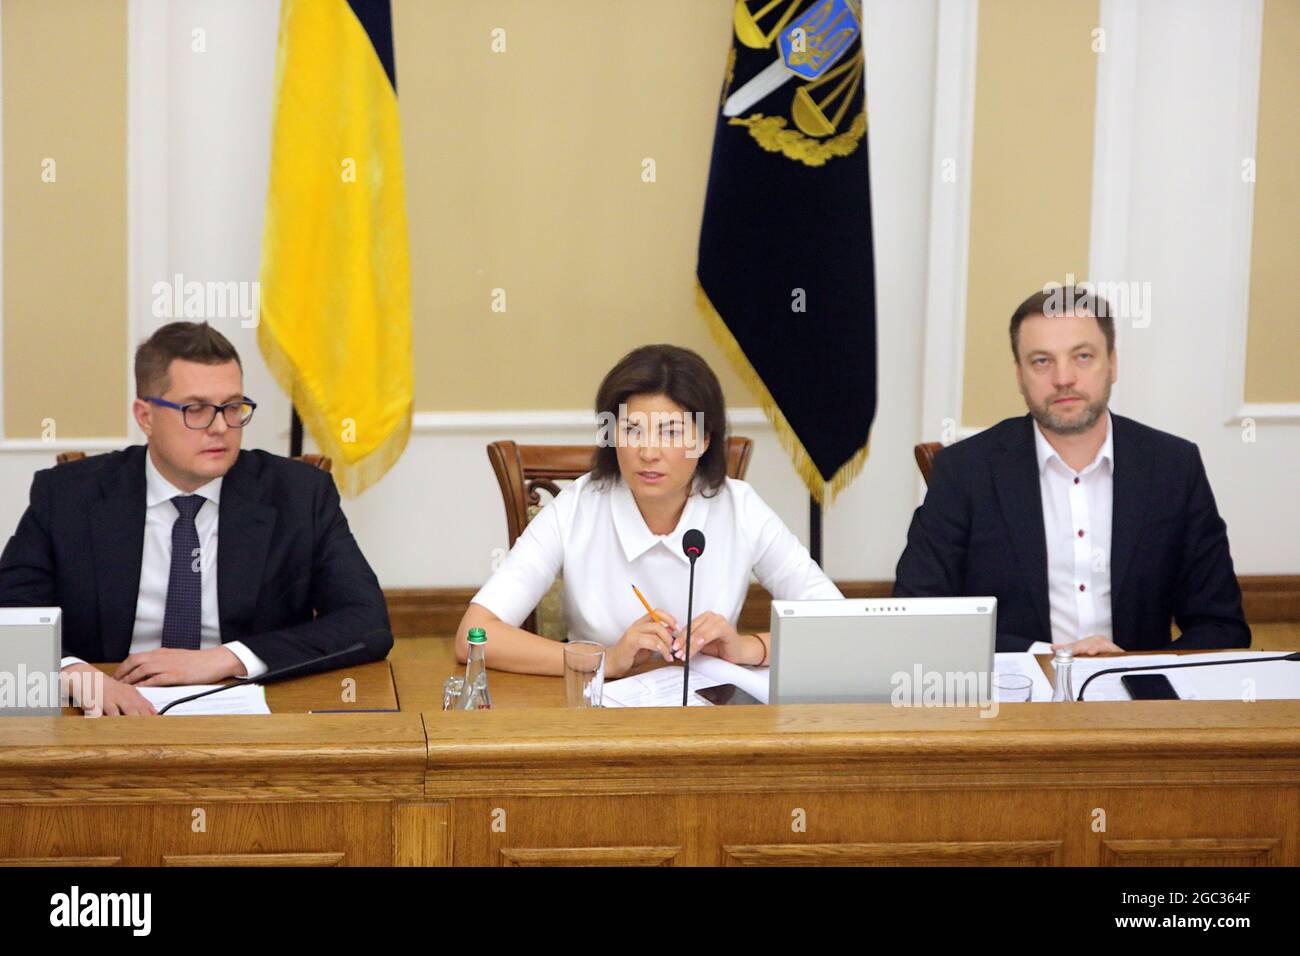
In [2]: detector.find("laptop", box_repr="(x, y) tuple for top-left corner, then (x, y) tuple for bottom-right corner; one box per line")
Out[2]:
(0, 607), (62, 716)
(769, 597), (996, 704)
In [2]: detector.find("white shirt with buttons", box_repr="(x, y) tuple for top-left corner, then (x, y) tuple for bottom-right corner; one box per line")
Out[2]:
(472, 473), (842, 643)
(61, 451), (268, 678)
(1027, 412), (1114, 654)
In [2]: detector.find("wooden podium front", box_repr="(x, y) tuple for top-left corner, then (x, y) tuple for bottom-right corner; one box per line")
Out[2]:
(2, 645), (1298, 866)
(0, 661), (440, 867)
(408, 642), (1300, 867)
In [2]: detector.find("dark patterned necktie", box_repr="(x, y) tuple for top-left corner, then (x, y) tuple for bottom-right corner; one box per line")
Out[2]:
(160, 494), (206, 650)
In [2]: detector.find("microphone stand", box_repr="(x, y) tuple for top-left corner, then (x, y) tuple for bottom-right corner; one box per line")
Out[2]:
(1075, 651), (1300, 701)
(681, 557), (697, 707)
(157, 640), (368, 714)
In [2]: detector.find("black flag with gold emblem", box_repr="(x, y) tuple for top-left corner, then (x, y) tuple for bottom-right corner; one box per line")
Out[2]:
(697, 0), (874, 504)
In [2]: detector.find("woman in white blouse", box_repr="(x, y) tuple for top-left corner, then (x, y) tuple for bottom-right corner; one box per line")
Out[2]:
(456, 344), (842, 677)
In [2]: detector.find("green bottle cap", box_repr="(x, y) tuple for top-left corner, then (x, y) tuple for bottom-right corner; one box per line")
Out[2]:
(467, 628), (487, 644)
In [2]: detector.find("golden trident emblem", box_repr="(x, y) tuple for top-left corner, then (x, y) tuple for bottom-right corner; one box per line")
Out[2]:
(725, 0), (863, 139)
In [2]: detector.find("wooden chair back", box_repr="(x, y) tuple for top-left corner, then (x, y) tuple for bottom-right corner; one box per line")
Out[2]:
(486, 436), (754, 634)
(55, 451), (333, 472)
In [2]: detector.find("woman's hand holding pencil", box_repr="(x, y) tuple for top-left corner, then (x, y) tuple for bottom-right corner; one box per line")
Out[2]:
(604, 585), (679, 678)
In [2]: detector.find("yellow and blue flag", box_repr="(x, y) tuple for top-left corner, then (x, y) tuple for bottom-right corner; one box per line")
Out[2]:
(259, 0), (412, 496)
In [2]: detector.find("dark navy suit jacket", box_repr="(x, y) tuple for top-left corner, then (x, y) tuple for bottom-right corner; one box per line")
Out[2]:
(0, 446), (393, 672)
(894, 414), (1250, 653)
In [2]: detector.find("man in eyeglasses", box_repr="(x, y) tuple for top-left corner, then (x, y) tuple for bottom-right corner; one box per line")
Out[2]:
(0, 321), (393, 715)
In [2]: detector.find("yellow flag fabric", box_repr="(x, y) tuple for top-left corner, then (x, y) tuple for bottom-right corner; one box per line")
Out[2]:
(258, 0), (411, 496)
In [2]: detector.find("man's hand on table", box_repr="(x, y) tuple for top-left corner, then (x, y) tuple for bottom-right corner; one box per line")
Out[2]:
(58, 648), (247, 716)
(1055, 635), (1124, 656)
(114, 646), (247, 687)
(60, 662), (156, 716)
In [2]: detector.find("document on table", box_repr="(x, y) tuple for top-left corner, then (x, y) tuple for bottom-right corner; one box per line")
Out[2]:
(137, 683), (271, 715)
(994, 652), (1054, 702)
(602, 656), (770, 707)
(1068, 651), (1300, 701)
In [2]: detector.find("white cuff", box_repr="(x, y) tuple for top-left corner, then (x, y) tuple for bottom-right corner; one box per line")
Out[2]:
(1027, 641), (1055, 656)
(61, 656), (89, 669)
(224, 641), (268, 679)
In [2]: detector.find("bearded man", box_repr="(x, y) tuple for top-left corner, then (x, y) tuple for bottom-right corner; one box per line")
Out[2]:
(893, 287), (1249, 654)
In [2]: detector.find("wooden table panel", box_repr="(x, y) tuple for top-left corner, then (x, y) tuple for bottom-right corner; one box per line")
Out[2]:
(66, 659), (400, 714)
(403, 635), (1300, 866)
(0, 660), (433, 865)
(4, 638), (1298, 867)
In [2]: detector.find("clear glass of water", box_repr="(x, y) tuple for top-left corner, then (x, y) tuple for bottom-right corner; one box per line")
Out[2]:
(995, 673), (1034, 703)
(563, 641), (606, 708)
(442, 676), (465, 710)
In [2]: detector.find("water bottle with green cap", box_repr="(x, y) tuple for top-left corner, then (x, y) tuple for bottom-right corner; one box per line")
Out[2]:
(461, 627), (493, 710)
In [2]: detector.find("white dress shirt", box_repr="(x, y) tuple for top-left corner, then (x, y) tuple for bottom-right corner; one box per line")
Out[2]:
(472, 473), (842, 643)
(61, 452), (268, 678)
(1027, 413), (1114, 654)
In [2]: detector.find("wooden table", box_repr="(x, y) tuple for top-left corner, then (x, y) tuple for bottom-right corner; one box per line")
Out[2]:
(0, 661), (439, 866)
(414, 640), (1300, 866)
(2, 645), (1298, 866)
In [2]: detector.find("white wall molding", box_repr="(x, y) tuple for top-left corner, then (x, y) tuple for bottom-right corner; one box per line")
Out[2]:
(1087, 0), (1139, 414)
(411, 406), (772, 435)
(0, 438), (129, 454)
(1088, 1), (1139, 291)
(919, 0), (978, 444)
(0, 1), (7, 439)
(127, 0), (170, 440)
(1219, 0), (1275, 424)
(0, 407), (775, 453)
(1230, 403), (1300, 425)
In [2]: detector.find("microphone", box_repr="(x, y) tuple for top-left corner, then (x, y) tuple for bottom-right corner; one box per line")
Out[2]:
(681, 529), (706, 706)
(157, 639), (371, 715)
(1075, 651), (1300, 701)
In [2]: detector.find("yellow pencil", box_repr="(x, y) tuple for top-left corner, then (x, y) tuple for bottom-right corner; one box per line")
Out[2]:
(630, 584), (665, 626)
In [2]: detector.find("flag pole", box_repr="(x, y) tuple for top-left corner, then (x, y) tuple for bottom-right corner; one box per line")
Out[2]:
(809, 494), (823, 567)
(289, 408), (303, 458)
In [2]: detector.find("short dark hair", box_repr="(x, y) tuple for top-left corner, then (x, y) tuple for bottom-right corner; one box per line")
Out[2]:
(135, 321), (241, 397)
(591, 344), (728, 495)
(1009, 286), (1114, 361)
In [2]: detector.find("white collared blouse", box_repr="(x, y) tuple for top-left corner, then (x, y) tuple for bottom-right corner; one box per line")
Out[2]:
(471, 474), (842, 644)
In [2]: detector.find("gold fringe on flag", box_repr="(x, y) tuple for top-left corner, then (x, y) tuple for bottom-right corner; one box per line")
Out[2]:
(696, 281), (868, 506)
(257, 320), (412, 499)
(258, 0), (413, 498)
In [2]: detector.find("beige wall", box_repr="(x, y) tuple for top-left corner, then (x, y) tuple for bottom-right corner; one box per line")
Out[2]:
(1244, 0), (1300, 404)
(2, 0), (128, 439)
(393, 0), (754, 412)
(0, 0), (1292, 436)
(961, 0), (1098, 428)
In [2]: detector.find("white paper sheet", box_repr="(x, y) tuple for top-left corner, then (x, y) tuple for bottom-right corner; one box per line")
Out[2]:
(601, 657), (770, 707)
(994, 652), (1054, 702)
(1066, 651), (1300, 702)
(689, 655), (770, 704)
(600, 666), (714, 707)
(138, 682), (271, 715)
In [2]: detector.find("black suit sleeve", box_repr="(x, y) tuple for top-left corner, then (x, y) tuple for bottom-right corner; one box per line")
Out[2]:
(0, 469), (58, 607)
(893, 450), (967, 599)
(892, 451), (1036, 653)
(1168, 448), (1250, 650)
(235, 473), (393, 674)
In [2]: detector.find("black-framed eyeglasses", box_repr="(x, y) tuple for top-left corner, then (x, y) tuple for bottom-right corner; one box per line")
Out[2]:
(143, 396), (257, 429)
